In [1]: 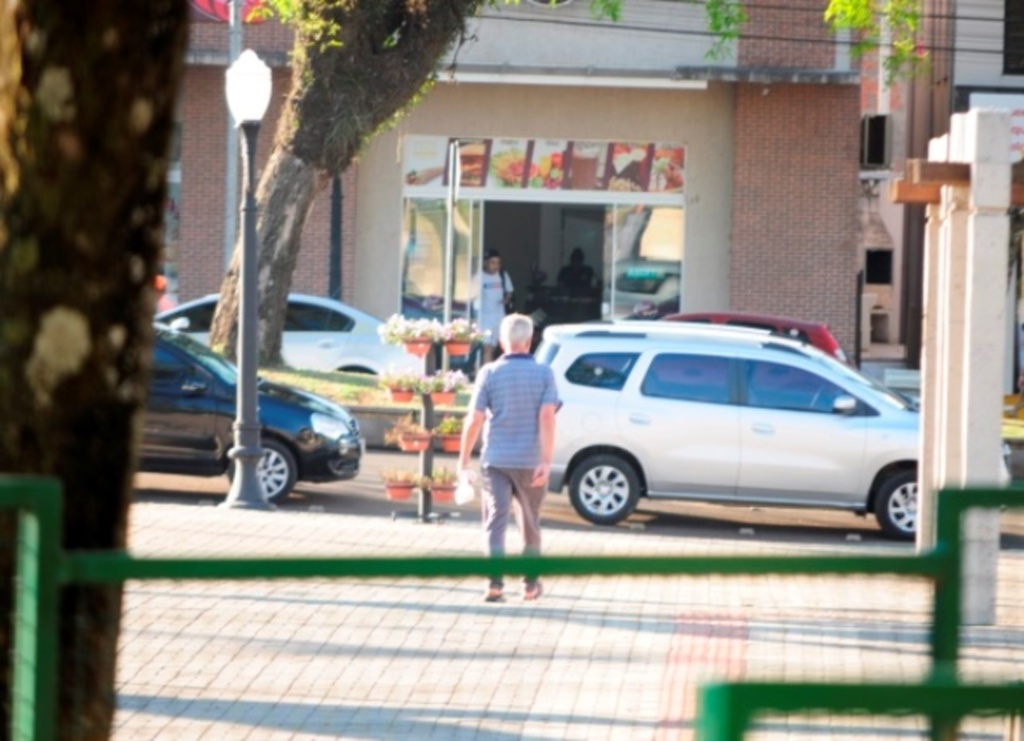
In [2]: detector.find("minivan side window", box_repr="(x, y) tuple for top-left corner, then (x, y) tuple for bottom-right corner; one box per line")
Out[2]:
(640, 353), (731, 404)
(745, 360), (844, 413)
(564, 352), (639, 390)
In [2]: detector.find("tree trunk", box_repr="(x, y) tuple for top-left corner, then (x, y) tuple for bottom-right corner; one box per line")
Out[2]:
(0, 2), (189, 739)
(208, 150), (320, 364)
(210, 0), (482, 364)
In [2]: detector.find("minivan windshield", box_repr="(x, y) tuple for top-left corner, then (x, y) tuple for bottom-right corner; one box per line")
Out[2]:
(808, 352), (913, 411)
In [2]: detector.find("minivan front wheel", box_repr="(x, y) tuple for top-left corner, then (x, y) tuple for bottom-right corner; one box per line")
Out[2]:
(228, 439), (298, 505)
(568, 454), (641, 526)
(874, 469), (917, 541)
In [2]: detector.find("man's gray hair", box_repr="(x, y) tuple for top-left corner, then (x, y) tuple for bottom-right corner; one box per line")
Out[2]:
(500, 313), (534, 347)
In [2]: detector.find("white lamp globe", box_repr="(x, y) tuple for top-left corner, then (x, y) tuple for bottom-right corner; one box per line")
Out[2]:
(225, 49), (272, 125)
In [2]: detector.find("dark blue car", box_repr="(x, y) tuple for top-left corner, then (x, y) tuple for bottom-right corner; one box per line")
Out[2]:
(140, 326), (364, 503)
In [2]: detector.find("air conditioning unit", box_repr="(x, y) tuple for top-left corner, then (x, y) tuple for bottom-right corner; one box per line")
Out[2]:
(860, 114), (891, 169)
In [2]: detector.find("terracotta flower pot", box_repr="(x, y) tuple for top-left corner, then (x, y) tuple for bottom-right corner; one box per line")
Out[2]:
(430, 484), (456, 504)
(384, 483), (415, 501)
(438, 434), (462, 453)
(398, 432), (432, 453)
(430, 391), (456, 406)
(444, 341), (472, 357)
(389, 388), (415, 403)
(404, 339), (433, 358)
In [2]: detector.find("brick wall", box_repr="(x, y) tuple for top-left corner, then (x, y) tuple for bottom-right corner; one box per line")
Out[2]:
(730, 83), (861, 350)
(188, 15), (293, 56)
(176, 30), (359, 306)
(739, 0), (834, 70)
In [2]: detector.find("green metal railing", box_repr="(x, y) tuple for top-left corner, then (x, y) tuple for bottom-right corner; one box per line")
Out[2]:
(4, 477), (1022, 741)
(698, 680), (1024, 740)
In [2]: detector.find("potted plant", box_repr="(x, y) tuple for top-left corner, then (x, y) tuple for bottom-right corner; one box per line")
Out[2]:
(432, 415), (465, 453)
(380, 469), (425, 501)
(441, 318), (485, 357)
(427, 466), (459, 503)
(377, 315), (443, 357)
(384, 414), (433, 453)
(379, 369), (421, 403)
(418, 370), (470, 406)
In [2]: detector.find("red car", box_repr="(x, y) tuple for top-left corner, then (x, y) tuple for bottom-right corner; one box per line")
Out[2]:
(663, 311), (850, 364)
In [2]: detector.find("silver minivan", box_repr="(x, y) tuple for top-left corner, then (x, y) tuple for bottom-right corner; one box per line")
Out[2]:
(539, 322), (921, 539)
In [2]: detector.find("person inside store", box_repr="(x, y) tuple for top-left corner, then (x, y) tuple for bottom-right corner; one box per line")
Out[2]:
(474, 250), (514, 364)
(557, 247), (595, 294)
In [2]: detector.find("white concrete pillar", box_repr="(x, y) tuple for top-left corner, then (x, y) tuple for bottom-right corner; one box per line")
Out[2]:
(917, 198), (942, 548)
(941, 117), (972, 496)
(919, 110), (1010, 626)
(919, 136), (951, 550)
(958, 108), (1010, 625)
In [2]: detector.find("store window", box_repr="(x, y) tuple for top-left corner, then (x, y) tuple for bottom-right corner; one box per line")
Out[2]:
(400, 199), (479, 320)
(400, 136), (685, 325)
(1007, 0), (1024, 74)
(606, 205), (684, 319)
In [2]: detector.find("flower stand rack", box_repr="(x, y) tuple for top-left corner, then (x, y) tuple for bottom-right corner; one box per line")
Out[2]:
(387, 322), (478, 522)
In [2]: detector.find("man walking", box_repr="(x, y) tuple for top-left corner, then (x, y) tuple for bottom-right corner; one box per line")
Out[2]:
(457, 313), (560, 602)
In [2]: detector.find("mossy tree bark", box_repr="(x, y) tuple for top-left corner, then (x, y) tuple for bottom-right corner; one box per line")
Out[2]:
(208, 0), (483, 365)
(0, 2), (189, 738)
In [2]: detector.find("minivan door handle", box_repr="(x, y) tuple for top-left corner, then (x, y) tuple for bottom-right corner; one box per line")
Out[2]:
(751, 422), (774, 435)
(629, 413), (651, 426)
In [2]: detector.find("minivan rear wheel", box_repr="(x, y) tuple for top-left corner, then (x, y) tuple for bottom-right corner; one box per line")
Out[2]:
(568, 454), (641, 525)
(874, 469), (917, 541)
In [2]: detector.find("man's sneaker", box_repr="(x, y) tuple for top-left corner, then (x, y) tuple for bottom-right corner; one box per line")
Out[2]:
(484, 587), (505, 603)
(523, 581), (544, 602)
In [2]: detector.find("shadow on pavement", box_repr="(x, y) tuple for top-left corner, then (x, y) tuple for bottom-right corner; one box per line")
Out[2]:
(133, 471), (1024, 552)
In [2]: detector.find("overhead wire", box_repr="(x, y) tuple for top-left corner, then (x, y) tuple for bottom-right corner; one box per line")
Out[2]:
(477, 10), (1023, 60)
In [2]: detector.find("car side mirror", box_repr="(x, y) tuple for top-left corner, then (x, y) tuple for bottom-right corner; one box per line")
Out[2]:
(169, 316), (190, 331)
(833, 395), (857, 414)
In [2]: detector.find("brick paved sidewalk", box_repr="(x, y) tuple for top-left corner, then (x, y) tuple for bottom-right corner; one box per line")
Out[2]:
(112, 502), (1024, 741)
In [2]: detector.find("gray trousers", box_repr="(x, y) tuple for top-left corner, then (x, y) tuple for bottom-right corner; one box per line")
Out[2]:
(481, 465), (545, 589)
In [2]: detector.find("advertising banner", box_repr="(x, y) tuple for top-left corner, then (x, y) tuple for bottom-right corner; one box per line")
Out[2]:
(403, 136), (685, 198)
(189, 0), (265, 23)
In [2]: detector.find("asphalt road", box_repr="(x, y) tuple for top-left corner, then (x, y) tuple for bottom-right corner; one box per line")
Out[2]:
(133, 448), (1024, 550)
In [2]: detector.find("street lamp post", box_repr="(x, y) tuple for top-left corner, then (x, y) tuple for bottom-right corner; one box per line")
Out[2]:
(222, 49), (273, 510)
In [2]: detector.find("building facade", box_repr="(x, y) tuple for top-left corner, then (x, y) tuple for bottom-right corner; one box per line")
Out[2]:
(174, 0), (862, 351)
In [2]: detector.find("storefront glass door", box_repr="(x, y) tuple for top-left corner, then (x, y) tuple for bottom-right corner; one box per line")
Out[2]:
(400, 198), (482, 320)
(603, 204), (685, 319)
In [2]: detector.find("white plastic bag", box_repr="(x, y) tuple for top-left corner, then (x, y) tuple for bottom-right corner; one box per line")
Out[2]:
(455, 470), (477, 505)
